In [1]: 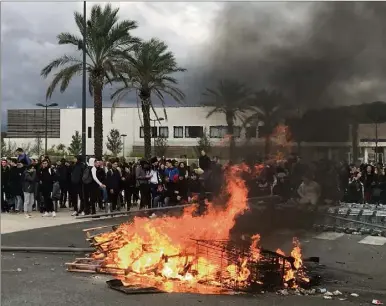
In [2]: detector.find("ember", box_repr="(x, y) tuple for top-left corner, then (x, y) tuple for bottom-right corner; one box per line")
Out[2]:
(67, 164), (311, 294)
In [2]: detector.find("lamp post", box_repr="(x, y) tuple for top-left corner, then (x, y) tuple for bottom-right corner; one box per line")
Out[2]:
(81, 0), (87, 162)
(150, 118), (164, 154)
(36, 102), (58, 155)
(121, 134), (127, 158)
(35, 131), (43, 157)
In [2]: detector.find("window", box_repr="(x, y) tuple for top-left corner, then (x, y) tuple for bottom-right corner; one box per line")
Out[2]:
(173, 126), (184, 138)
(210, 126), (242, 138)
(140, 127), (157, 138)
(7, 109), (60, 138)
(88, 127), (92, 138)
(159, 127), (169, 138)
(234, 126), (241, 138)
(185, 126), (203, 138)
(210, 126), (226, 138)
(246, 126), (257, 138)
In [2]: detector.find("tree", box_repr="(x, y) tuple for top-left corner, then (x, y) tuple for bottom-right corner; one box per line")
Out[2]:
(1, 138), (7, 157)
(195, 128), (212, 155)
(154, 137), (168, 157)
(57, 143), (67, 155)
(1, 140), (17, 157)
(106, 129), (123, 156)
(30, 136), (43, 156)
(40, 4), (139, 159)
(201, 79), (252, 161)
(111, 38), (186, 159)
(68, 131), (82, 156)
(245, 90), (287, 159)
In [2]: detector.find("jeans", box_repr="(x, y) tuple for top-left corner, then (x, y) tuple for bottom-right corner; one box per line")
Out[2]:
(100, 186), (108, 202)
(23, 192), (34, 213)
(15, 195), (23, 211)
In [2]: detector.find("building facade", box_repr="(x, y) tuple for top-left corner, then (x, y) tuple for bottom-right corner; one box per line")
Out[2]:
(3, 106), (261, 157)
(4, 106), (386, 163)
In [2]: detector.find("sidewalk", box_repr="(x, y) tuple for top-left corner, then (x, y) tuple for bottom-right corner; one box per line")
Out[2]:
(1, 211), (93, 234)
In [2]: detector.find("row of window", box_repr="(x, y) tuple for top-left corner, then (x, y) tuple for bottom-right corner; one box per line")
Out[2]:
(139, 126), (258, 139)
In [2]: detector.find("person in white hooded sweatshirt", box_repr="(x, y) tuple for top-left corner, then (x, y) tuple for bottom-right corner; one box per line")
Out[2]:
(82, 158), (106, 215)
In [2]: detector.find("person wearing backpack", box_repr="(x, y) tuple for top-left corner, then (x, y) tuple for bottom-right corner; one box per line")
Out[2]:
(70, 155), (86, 216)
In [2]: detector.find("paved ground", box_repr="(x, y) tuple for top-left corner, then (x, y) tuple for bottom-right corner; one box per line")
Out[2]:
(2, 216), (386, 306)
(1, 210), (94, 234)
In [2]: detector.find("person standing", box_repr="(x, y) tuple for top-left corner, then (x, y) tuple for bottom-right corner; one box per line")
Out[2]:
(8, 158), (24, 213)
(106, 159), (122, 212)
(95, 160), (107, 211)
(121, 163), (137, 211)
(22, 164), (37, 218)
(70, 156), (85, 216)
(136, 160), (152, 209)
(38, 159), (55, 217)
(149, 157), (161, 208)
(1, 159), (10, 212)
(57, 158), (69, 208)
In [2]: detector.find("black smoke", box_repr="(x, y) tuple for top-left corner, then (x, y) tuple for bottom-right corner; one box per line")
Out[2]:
(193, 2), (386, 109)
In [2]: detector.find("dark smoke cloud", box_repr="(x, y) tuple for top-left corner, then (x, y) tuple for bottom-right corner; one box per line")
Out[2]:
(194, 2), (386, 109)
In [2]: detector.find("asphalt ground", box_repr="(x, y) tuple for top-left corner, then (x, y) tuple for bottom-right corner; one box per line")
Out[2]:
(2, 214), (386, 306)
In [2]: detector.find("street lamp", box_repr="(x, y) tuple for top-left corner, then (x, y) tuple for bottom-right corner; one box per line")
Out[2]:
(36, 102), (58, 155)
(150, 118), (164, 154)
(121, 134), (127, 158)
(35, 131), (43, 157)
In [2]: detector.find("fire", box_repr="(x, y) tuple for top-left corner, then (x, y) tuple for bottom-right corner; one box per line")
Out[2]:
(91, 164), (307, 293)
(277, 238), (309, 287)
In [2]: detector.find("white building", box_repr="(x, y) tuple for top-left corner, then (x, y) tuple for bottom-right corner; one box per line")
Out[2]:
(3, 106), (261, 157)
(5, 106), (386, 163)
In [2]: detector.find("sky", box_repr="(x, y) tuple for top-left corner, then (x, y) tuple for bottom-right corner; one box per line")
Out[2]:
(1, 2), (223, 130)
(3, 2), (386, 131)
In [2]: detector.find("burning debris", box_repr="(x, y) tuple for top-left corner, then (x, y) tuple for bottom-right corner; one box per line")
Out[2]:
(66, 164), (318, 294)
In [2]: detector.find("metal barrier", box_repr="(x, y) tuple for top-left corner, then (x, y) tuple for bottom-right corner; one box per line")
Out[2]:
(315, 203), (386, 235)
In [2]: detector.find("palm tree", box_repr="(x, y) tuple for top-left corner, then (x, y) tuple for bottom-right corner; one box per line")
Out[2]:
(40, 4), (139, 159)
(111, 38), (186, 159)
(201, 79), (252, 161)
(245, 90), (286, 159)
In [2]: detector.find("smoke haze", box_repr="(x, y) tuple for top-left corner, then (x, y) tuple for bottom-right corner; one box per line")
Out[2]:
(193, 2), (386, 109)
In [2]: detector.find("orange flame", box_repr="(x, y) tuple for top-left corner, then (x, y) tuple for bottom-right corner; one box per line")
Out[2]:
(92, 164), (307, 293)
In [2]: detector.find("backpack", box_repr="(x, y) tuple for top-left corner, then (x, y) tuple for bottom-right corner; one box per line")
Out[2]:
(82, 167), (93, 185)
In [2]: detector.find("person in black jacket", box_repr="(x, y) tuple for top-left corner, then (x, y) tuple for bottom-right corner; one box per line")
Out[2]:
(70, 156), (85, 216)
(38, 159), (55, 217)
(199, 150), (211, 172)
(22, 164), (37, 218)
(1, 159), (10, 212)
(122, 163), (137, 211)
(106, 159), (122, 211)
(95, 160), (107, 211)
(57, 158), (69, 208)
(8, 158), (24, 213)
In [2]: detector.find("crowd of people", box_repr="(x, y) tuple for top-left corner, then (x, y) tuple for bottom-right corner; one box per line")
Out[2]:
(0, 148), (222, 218)
(248, 156), (386, 205)
(2, 148), (386, 219)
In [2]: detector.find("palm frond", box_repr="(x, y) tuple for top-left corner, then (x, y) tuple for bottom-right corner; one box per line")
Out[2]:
(41, 55), (82, 78)
(57, 32), (83, 48)
(45, 64), (82, 100)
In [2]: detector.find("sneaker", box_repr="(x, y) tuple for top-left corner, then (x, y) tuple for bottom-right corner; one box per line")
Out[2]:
(80, 211), (85, 216)
(52, 211), (56, 217)
(42, 212), (50, 217)
(71, 211), (78, 216)
(24, 214), (31, 219)
(149, 213), (157, 219)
